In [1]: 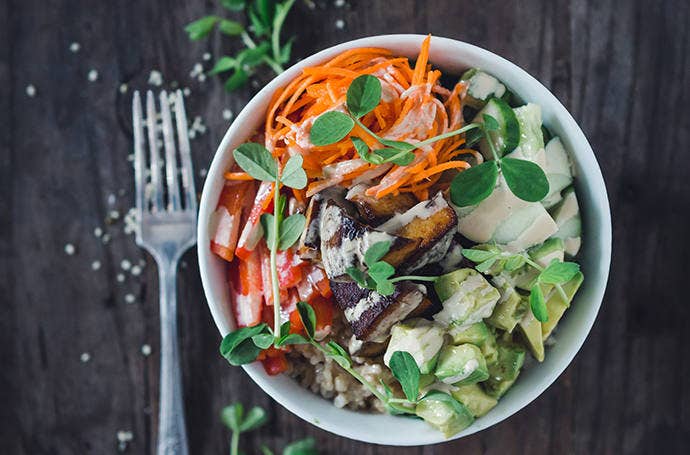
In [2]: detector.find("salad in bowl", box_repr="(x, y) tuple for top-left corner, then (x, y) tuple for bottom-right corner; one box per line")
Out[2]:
(199, 35), (610, 444)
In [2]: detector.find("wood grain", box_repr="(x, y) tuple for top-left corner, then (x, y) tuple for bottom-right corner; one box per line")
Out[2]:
(2, 0), (689, 453)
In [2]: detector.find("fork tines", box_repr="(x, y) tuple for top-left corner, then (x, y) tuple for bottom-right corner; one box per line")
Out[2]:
(132, 90), (197, 215)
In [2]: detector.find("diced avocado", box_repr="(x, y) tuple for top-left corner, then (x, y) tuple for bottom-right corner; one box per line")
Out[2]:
(415, 391), (475, 437)
(549, 187), (582, 256)
(481, 328), (499, 365)
(449, 321), (490, 346)
(541, 137), (573, 209)
(451, 384), (498, 417)
(434, 344), (489, 385)
(484, 343), (526, 398)
(486, 275), (527, 333)
(541, 272), (584, 339)
(383, 318), (445, 374)
(517, 309), (544, 361)
(461, 68), (507, 110)
(511, 103), (544, 158)
(433, 269), (501, 329)
(474, 98), (520, 159)
(508, 238), (566, 291)
(419, 373), (437, 390)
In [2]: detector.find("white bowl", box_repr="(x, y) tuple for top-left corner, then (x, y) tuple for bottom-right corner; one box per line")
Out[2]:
(198, 34), (612, 446)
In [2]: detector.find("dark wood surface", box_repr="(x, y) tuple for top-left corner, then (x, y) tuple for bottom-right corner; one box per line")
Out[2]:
(2, 0), (689, 453)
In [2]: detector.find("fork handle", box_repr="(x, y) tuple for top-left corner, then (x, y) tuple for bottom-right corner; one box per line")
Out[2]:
(156, 259), (189, 455)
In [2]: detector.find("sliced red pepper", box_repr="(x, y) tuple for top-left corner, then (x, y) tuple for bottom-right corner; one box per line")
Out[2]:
(260, 347), (289, 376)
(210, 181), (255, 262)
(228, 248), (264, 328)
(236, 181), (274, 260)
(289, 296), (334, 335)
(276, 249), (306, 289)
(259, 242), (288, 307)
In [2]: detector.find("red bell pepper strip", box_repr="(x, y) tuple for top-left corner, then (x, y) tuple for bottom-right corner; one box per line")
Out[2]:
(260, 347), (289, 376)
(228, 248), (264, 328)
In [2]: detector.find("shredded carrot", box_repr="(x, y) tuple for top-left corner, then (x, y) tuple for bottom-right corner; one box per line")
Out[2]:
(225, 172), (254, 181)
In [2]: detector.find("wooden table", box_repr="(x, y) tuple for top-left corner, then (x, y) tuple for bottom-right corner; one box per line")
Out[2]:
(2, 0), (689, 453)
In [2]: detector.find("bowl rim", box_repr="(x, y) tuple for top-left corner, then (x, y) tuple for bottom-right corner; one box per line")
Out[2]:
(198, 34), (612, 446)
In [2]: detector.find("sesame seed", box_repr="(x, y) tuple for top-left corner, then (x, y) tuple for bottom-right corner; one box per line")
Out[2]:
(124, 293), (136, 304)
(148, 70), (163, 86)
(25, 84), (36, 97)
(121, 259), (132, 271)
(69, 42), (81, 52)
(107, 193), (117, 205)
(199, 168), (207, 178)
(183, 87), (191, 97)
(171, 80), (179, 89)
(203, 52), (211, 61)
(222, 109), (234, 120)
(119, 83), (128, 94)
(335, 19), (345, 29)
(250, 79), (260, 88)
(109, 210), (120, 220)
(94, 227), (103, 238)
(139, 259), (145, 267)
(64, 243), (76, 255)
(87, 69), (99, 82)
(127, 153), (134, 162)
(91, 260), (102, 271)
(335, 0), (346, 7)
(80, 352), (91, 362)
(116, 430), (133, 451)
(141, 344), (152, 356)
(101, 233), (111, 244)
(116, 273), (125, 283)
(130, 265), (142, 276)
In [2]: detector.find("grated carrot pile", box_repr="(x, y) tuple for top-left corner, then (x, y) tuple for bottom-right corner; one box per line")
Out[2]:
(225, 35), (473, 202)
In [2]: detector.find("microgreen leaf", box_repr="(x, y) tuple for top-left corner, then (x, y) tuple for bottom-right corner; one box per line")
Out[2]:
(530, 284), (548, 322)
(208, 56), (237, 75)
(233, 143), (277, 181)
(283, 437), (318, 455)
(375, 280), (395, 296)
(462, 248), (498, 263)
(251, 333), (274, 349)
(449, 160), (499, 207)
(218, 19), (244, 36)
(260, 213), (276, 249)
(221, 0), (246, 11)
(237, 41), (271, 66)
(260, 446), (274, 455)
(185, 16), (219, 41)
(225, 68), (249, 91)
(368, 261), (395, 283)
(377, 148), (415, 166)
(500, 157), (549, 202)
(254, 0), (276, 27)
(378, 139), (416, 152)
(276, 333), (309, 347)
(465, 127), (484, 147)
(326, 341), (352, 369)
(280, 155), (308, 189)
(389, 351), (421, 402)
(278, 214), (306, 250)
(221, 403), (244, 431)
(364, 241), (391, 266)
(346, 267), (369, 288)
(474, 257), (497, 273)
(539, 261), (580, 284)
(279, 38), (294, 64)
(482, 114), (500, 131)
(220, 324), (271, 366)
(238, 406), (268, 432)
(296, 301), (316, 339)
(346, 74), (382, 118)
(504, 254), (527, 271)
(310, 111), (355, 146)
(352, 137), (384, 164)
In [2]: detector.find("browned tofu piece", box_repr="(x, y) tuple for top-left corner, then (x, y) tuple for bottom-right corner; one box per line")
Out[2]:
(346, 183), (418, 224)
(297, 195), (322, 260)
(319, 201), (419, 279)
(377, 192), (458, 272)
(330, 281), (428, 341)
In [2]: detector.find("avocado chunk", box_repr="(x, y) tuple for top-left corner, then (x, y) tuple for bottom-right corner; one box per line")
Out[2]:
(383, 318), (445, 374)
(451, 384), (498, 417)
(434, 344), (489, 385)
(517, 309), (544, 361)
(541, 137), (574, 209)
(549, 187), (582, 257)
(510, 103), (545, 159)
(484, 342), (526, 398)
(541, 271), (584, 339)
(485, 275), (527, 333)
(415, 391), (475, 437)
(508, 238), (565, 291)
(449, 321), (490, 346)
(433, 269), (501, 329)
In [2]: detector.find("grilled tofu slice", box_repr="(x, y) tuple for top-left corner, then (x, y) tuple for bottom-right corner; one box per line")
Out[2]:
(331, 281), (429, 341)
(297, 195), (323, 260)
(377, 192), (458, 272)
(346, 183), (418, 224)
(319, 201), (419, 279)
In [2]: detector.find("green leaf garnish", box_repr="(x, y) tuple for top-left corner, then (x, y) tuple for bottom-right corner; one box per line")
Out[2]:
(482, 114), (500, 131)
(208, 56), (237, 75)
(378, 138), (416, 152)
(225, 68), (249, 91)
(296, 301), (316, 339)
(539, 260), (580, 284)
(310, 111), (355, 146)
(221, 403), (244, 431)
(368, 261), (395, 283)
(529, 284), (548, 322)
(260, 213), (276, 249)
(220, 323), (271, 365)
(352, 136), (384, 164)
(237, 41), (271, 66)
(377, 148), (415, 166)
(346, 74), (382, 118)
(218, 19), (244, 36)
(251, 333), (274, 349)
(346, 267), (368, 288)
(221, 0), (246, 12)
(237, 406), (268, 432)
(461, 247), (498, 263)
(233, 143), (277, 181)
(185, 16), (219, 40)
(389, 351), (421, 402)
(278, 214), (306, 250)
(364, 240), (391, 266)
(283, 437), (318, 455)
(449, 160), (499, 207)
(326, 341), (352, 368)
(280, 155), (308, 189)
(500, 157), (549, 202)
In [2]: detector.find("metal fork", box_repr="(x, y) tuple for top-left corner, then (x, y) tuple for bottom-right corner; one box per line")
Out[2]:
(132, 90), (196, 455)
